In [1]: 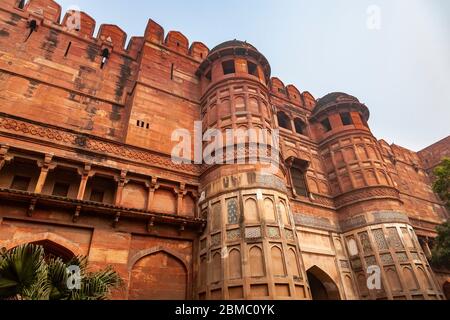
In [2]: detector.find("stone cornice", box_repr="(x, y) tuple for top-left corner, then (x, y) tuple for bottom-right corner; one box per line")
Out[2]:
(0, 188), (206, 230)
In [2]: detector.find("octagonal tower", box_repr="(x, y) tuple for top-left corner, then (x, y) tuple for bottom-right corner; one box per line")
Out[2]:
(311, 93), (442, 300)
(195, 41), (311, 300)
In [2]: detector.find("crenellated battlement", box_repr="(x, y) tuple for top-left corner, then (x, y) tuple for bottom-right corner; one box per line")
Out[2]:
(269, 77), (316, 112)
(2, 0), (314, 104)
(2, 0), (211, 60)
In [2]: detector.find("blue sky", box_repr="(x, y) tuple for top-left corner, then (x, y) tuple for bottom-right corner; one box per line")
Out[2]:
(57, 0), (450, 151)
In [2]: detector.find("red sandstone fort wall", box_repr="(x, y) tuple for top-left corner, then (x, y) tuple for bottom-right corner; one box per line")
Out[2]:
(0, 0), (448, 300)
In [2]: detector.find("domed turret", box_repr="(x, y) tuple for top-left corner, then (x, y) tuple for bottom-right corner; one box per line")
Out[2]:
(197, 39), (271, 88)
(210, 39), (259, 53)
(195, 40), (310, 300)
(310, 92), (371, 142)
(312, 92), (370, 124)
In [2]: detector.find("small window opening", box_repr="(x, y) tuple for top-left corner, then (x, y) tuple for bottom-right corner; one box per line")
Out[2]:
(52, 182), (70, 197)
(90, 189), (104, 203)
(18, 0), (27, 9)
(170, 63), (174, 80)
(100, 48), (110, 69)
(64, 41), (72, 57)
(321, 118), (332, 132)
(247, 61), (258, 77)
(137, 120), (150, 129)
(176, 42), (180, 47)
(277, 112), (292, 130)
(222, 60), (235, 75)
(10, 175), (31, 191)
(340, 112), (353, 126)
(291, 161), (309, 197)
(294, 118), (306, 135)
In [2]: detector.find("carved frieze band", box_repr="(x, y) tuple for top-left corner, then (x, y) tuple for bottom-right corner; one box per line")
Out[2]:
(0, 114), (201, 175)
(340, 211), (411, 233)
(294, 211), (411, 233)
(310, 194), (335, 207)
(293, 213), (340, 232)
(334, 186), (400, 209)
(202, 172), (288, 201)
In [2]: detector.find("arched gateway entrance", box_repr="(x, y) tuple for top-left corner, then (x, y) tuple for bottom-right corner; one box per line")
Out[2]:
(307, 266), (341, 300)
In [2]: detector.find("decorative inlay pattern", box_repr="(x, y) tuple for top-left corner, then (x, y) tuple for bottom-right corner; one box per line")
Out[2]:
(380, 253), (394, 265)
(227, 198), (239, 224)
(373, 229), (389, 250)
(200, 239), (207, 250)
(351, 258), (362, 270)
(211, 233), (221, 247)
(267, 227), (281, 239)
(365, 256), (377, 266)
(245, 227), (262, 239)
(340, 260), (350, 269)
(372, 211), (410, 224)
(387, 228), (404, 250)
(396, 252), (408, 263)
(334, 186), (400, 209)
(227, 229), (241, 241)
(340, 215), (367, 232)
(255, 174), (288, 193)
(294, 214), (339, 231)
(359, 232), (373, 254)
(285, 229), (295, 242)
(411, 252), (420, 261)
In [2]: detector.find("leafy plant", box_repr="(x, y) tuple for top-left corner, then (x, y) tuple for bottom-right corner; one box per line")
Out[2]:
(431, 221), (450, 269)
(433, 157), (450, 209)
(0, 244), (122, 300)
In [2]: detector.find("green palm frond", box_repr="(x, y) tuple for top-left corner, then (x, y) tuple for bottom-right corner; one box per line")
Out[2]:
(68, 266), (123, 300)
(0, 244), (46, 299)
(0, 244), (123, 300)
(47, 257), (71, 300)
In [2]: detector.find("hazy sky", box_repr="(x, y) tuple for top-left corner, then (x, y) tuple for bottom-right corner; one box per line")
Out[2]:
(57, 0), (450, 151)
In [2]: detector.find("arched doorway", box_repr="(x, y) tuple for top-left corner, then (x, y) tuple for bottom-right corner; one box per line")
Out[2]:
(307, 266), (341, 300)
(128, 250), (188, 300)
(443, 281), (450, 300)
(32, 240), (75, 262)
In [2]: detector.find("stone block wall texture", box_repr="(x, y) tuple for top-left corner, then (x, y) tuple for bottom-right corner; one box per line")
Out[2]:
(0, 0), (448, 300)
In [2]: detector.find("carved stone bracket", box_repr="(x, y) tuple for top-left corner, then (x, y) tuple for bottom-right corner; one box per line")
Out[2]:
(73, 205), (82, 223)
(145, 177), (160, 211)
(146, 216), (156, 232)
(114, 170), (129, 206)
(0, 145), (13, 170)
(27, 198), (38, 217)
(76, 163), (94, 200)
(112, 212), (121, 228)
